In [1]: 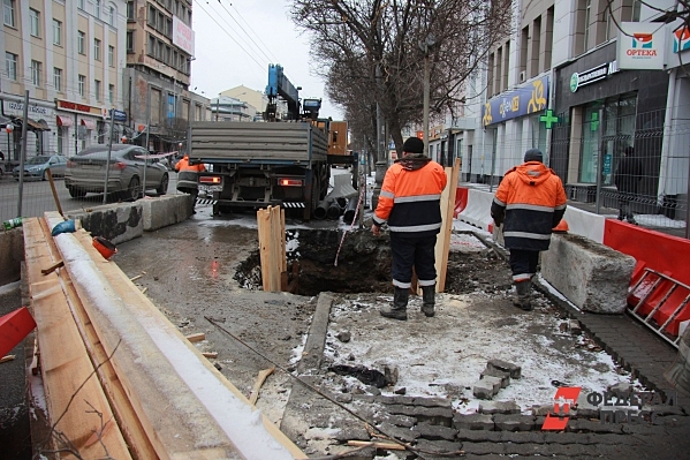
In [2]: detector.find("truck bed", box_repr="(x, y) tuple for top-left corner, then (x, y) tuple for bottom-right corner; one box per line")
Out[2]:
(190, 121), (328, 164)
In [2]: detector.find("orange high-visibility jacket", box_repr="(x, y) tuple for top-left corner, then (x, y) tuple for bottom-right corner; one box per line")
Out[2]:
(175, 156), (206, 173)
(491, 161), (567, 251)
(373, 161), (447, 236)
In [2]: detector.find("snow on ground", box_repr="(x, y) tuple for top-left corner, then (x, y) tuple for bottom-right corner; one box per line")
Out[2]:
(323, 293), (635, 415)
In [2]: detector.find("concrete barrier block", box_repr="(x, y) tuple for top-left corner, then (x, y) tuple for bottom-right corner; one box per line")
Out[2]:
(67, 202), (144, 245)
(141, 195), (191, 231)
(541, 234), (636, 314)
(0, 228), (23, 286)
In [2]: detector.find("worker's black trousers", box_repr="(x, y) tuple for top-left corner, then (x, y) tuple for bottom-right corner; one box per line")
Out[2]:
(390, 233), (437, 288)
(508, 249), (540, 282)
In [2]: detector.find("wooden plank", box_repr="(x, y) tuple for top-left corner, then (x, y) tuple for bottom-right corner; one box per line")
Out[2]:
(185, 332), (206, 343)
(435, 159), (461, 292)
(281, 208), (287, 272)
(23, 217), (132, 459)
(36, 217), (158, 460)
(347, 440), (406, 451)
(257, 207), (274, 292)
(270, 206), (282, 292)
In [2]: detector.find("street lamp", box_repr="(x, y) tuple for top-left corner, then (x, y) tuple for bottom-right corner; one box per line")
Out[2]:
(419, 34), (436, 158)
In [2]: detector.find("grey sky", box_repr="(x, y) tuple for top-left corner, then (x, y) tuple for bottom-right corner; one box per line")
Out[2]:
(190, 0), (344, 120)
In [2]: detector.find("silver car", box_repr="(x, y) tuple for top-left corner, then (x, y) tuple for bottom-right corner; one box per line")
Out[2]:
(13, 155), (68, 181)
(65, 144), (169, 200)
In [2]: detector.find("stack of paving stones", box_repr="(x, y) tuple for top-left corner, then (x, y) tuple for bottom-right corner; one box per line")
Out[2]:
(342, 385), (689, 460)
(472, 359), (521, 400)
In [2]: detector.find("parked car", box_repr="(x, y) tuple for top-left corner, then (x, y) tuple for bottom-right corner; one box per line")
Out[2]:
(12, 155), (68, 181)
(64, 144), (169, 200)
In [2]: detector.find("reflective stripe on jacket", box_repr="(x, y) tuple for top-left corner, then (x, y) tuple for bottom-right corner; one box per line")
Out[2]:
(490, 161), (567, 251)
(373, 161), (447, 236)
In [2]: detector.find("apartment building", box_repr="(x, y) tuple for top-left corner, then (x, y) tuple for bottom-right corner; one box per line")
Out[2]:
(123, 0), (209, 152)
(221, 84), (265, 120)
(1, 0), (128, 159)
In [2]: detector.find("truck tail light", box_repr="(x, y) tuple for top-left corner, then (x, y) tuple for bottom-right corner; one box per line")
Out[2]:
(278, 178), (303, 187)
(200, 175), (222, 184)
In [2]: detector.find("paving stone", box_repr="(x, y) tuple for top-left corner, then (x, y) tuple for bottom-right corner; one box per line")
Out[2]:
(492, 414), (535, 431)
(331, 422), (371, 442)
(472, 380), (494, 400)
(487, 359), (522, 379)
(480, 375), (502, 395)
(498, 431), (547, 444)
(413, 439), (464, 460)
(455, 429), (502, 442)
(530, 404), (553, 416)
(480, 367), (510, 387)
(377, 421), (419, 443)
(567, 419), (624, 433)
(414, 422), (458, 441)
(478, 400), (520, 415)
(385, 404), (454, 426)
(453, 414), (494, 431)
(371, 412), (417, 428)
(647, 405), (687, 416)
(461, 442), (506, 455)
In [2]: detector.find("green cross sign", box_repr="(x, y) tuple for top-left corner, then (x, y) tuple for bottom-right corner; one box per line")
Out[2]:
(590, 112), (600, 131)
(539, 109), (559, 129)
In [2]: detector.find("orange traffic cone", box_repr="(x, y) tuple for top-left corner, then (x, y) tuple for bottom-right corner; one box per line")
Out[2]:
(552, 219), (569, 233)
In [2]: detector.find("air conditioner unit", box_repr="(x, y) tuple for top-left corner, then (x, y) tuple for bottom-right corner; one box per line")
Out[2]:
(519, 71), (526, 83)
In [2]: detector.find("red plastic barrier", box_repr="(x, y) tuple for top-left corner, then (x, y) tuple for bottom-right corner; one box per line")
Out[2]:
(604, 219), (690, 336)
(0, 307), (37, 357)
(454, 187), (469, 218)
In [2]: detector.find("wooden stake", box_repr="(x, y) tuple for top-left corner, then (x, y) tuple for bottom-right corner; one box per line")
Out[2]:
(46, 169), (65, 218)
(346, 440), (406, 451)
(41, 260), (64, 275)
(185, 332), (206, 343)
(435, 158), (461, 292)
(249, 367), (275, 405)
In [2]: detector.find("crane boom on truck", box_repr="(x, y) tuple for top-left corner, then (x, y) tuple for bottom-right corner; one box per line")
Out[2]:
(189, 64), (355, 220)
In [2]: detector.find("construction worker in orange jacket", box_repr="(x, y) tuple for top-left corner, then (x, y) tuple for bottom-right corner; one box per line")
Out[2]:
(174, 153), (206, 214)
(490, 149), (567, 311)
(372, 137), (448, 320)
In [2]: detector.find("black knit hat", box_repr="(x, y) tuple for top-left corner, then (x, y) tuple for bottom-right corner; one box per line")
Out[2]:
(524, 148), (543, 163)
(402, 137), (425, 154)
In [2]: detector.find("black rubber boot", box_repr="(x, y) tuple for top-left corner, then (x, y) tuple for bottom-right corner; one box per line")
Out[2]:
(513, 280), (533, 311)
(421, 285), (435, 317)
(380, 287), (409, 320)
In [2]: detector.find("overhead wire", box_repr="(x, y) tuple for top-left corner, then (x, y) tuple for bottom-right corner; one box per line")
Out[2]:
(215, 0), (277, 65)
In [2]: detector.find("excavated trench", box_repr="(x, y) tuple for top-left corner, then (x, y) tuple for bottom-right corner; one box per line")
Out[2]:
(234, 229), (512, 296)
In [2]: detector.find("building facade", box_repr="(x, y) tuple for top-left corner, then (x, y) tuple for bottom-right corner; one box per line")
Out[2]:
(1, 0), (128, 160)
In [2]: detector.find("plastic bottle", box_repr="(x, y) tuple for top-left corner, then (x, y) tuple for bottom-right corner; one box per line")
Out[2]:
(3, 217), (23, 230)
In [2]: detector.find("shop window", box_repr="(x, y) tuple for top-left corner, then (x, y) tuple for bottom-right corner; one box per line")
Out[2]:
(579, 94), (637, 185)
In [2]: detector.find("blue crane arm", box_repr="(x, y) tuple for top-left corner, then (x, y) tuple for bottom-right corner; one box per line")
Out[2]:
(266, 64), (300, 119)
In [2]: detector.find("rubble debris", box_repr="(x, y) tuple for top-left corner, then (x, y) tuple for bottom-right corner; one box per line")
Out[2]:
(487, 359), (522, 379)
(186, 332), (206, 343)
(329, 364), (387, 388)
(336, 330), (351, 342)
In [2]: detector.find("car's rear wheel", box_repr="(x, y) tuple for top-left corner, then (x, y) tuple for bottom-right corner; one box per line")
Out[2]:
(123, 176), (141, 201)
(157, 173), (169, 196)
(67, 186), (86, 198)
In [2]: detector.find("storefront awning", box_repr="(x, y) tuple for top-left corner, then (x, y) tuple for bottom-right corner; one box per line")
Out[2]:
(80, 119), (97, 130)
(13, 116), (51, 132)
(56, 115), (74, 127)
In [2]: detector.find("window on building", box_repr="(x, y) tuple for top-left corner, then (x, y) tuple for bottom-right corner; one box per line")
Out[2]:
(126, 30), (134, 53)
(53, 67), (62, 91)
(544, 7), (554, 70)
(31, 60), (41, 86)
(78, 0), (85, 9)
(30, 8), (40, 37)
(94, 38), (101, 60)
(583, 0), (592, 51)
(95, 0), (101, 18)
(109, 84), (114, 103)
(108, 6), (115, 25)
(52, 19), (62, 45)
(78, 75), (86, 96)
(108, 45), (115, 67)
(78, 31), (85, 54)
(530, 17), (541, 78)
(632, 0), (642, 22)
(94, 80), (101, 100)
(3, 0), (15, 27)
(5, 52), (17, 80)
(127, 1), (134, 20)
(148, 5), (156, 26)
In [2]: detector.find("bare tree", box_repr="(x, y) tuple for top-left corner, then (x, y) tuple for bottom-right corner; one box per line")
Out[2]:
(290, 0), (511, 153)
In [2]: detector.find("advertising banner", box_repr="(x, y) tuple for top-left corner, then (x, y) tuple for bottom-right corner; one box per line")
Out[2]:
(481, 76), (548, 127)
(617, 22), (666, 70)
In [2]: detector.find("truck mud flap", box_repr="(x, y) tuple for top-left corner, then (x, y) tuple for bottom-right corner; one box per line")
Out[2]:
(197, 198), (217, 206)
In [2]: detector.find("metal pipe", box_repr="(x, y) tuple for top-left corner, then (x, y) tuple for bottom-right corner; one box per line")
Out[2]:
(103, 109), (116, 204)
(343, 196), (358, 224)
(17, 90), (29, 217)
(327, 200), (342, 220)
